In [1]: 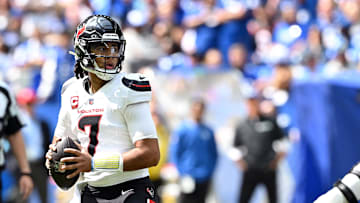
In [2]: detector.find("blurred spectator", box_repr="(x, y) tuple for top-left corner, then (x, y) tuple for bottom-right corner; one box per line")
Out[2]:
(169, 97), (218, 203)
(228, 43), (256, 81)
(180, 0), (219, 58)
(156, 0), (183, 25)
(232, 91), (286, 203)
(202, 48), (224, 70)
(16, 88), (50, 203)
(11, 27), (46, 90)
(215, 0), (254, 64)
(123, 9), (165, 72)
(264, 62), (297, 133)
(0, 36), (12, 81)
(89, 0), (132, 22)
(273, 1), (304, 47)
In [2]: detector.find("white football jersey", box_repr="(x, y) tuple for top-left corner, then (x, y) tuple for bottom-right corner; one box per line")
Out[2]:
(54, 72), (157, 187)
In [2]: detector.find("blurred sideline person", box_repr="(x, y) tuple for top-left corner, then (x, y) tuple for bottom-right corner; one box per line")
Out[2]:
(233, 92), (286, 203)
(16, 88), (50, 203)
(169, 98), (218, 203)
(0, 80), (34, 201)
(45, 15), (160, 203)
(314, 162), (360, 203)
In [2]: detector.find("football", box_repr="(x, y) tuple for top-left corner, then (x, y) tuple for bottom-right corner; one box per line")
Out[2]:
(49, 136), (80, 190)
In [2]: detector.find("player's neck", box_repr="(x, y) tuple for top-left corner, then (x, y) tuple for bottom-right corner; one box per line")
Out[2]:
(88, 73), (109, 93)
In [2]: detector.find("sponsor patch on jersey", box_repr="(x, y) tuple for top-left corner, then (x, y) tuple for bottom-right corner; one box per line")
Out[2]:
(71, 96), (79, 109)
(122, 77), (151, 92)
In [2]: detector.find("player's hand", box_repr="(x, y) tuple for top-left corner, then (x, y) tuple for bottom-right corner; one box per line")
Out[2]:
(60, 141), (92, 179)
(45, 138), (62, 170)
(269, 151), (286, 170)
(19, 174), (33, 200)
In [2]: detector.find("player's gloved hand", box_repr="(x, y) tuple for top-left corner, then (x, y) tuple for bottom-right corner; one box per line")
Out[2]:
(45, 138), (62, 172)
(60, 141), (92, 179)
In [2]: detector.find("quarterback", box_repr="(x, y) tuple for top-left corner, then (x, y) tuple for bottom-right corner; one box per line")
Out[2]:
(45, 15), (160, 203)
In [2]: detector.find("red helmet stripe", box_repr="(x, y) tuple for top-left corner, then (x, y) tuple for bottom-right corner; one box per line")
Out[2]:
(76, 26), (85, 39)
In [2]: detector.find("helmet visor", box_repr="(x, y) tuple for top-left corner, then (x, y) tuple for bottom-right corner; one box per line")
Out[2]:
(89, 41), (125, 73)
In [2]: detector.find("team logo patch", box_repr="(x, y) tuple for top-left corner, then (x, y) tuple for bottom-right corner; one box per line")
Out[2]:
(71, 96), (79, 109)
(146, 187), (155, 198)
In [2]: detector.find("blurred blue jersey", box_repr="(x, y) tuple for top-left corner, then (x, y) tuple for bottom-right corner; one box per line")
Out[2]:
(170, 120), (218, 182)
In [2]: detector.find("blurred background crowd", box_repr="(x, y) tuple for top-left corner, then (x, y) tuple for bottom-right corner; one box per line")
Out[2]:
(1, 0), (360, 202)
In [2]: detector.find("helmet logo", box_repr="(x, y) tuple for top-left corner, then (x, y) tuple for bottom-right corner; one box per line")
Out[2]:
(76, 26), (86, 39)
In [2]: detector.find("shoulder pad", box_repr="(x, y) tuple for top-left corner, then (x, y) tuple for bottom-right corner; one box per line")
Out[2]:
(122, 73), (151, 92)
(61, 77), (78, 95)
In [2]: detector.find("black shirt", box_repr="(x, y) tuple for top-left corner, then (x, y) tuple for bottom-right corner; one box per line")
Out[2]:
(234, 115), (284, 170)
(0, 82), (23, 137)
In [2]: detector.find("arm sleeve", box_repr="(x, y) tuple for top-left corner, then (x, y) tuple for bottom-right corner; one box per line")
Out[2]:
(123, 102), (158, 143)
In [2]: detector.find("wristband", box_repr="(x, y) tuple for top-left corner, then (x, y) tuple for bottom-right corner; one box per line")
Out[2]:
(20, 172), (32, 177)
(92, 153), (123, 172)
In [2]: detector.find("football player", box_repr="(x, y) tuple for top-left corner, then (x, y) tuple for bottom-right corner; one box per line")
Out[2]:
(45, 15), (160, 203)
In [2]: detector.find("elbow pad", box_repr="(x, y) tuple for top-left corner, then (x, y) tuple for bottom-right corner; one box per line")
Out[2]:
(92, 153), (123, 172)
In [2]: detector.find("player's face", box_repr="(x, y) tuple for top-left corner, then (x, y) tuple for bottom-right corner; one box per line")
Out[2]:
(90, 42), (120, 70)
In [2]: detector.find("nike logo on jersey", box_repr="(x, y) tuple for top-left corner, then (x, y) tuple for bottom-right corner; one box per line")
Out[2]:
(121, 188), (134, 196)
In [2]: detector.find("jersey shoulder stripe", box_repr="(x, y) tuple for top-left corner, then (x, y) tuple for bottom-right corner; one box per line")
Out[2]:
(122, 74), (151, 92)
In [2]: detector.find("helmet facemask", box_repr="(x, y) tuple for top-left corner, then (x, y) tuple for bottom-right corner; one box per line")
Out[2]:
(75, 38), (125, 81)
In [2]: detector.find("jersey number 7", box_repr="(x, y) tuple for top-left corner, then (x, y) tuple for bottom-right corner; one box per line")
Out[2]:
(78, 115), (102, 156)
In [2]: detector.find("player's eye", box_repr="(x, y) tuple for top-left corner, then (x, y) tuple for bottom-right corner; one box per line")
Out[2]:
(95, 47), (106, 52)
(110, 46), (119, 54)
